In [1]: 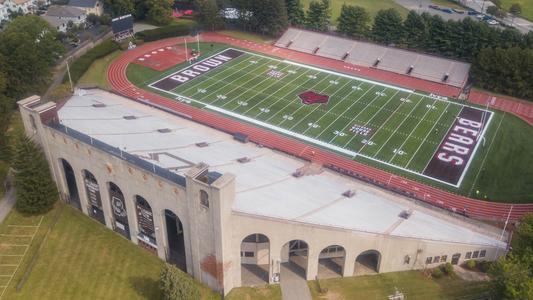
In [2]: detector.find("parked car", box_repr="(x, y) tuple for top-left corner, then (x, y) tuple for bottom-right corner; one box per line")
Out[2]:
(453, 8), (465, 14)
(429, 5), (440, 10)
(476, 14), (485, 19)
(441, 8), (453, 14)
(486, 19), (499, 25)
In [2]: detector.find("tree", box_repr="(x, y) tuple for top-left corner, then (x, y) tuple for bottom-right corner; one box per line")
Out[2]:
(86, 13), (99, 25)
(160, 263), (200, 300)
(103, 0), (134, 17)
(510, 3), (522, 17)
(0, 15), (64, 99)
(195, 0), (223, 31)
(13, 136), (58, 214)
(250, 0), (289, 36)
(337, 4), (369, 38)
(514, 213), (533, 255)
(403, 11), (428, 49)
(305, 0), (330, 31)
(285, 0), (305, 26)
(372, 8), (404, 45)
(145, 0), (173, 26)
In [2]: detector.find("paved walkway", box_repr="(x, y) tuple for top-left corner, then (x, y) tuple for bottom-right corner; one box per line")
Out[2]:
(280, 263), (312, 300)
(0, 186), (15, 224)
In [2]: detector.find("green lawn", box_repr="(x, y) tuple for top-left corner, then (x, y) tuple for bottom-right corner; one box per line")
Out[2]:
(431, 0), (465, 9)
(2, 204), (220, 300)
(220, 30), (274, 44)
(501, 0), (533, 21)
(309, 271), (491, 300)
(301, 0), (408, 24)
(225, 285), (282, 300)
(78, 50), (122, 90)
(0, 112), (24, 201)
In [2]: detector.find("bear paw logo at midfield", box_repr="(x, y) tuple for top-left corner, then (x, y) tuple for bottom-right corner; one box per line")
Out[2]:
(298, 91), (330, 105)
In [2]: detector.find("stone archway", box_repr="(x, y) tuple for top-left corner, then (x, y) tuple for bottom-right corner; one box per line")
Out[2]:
(240, 233), (270, 286)
(280, 240), (308, 279)
(318, 245), (345, 278)
(108, 182), (130, 239)
(135, 195), (157, 254)
(354, 250), (381, 275)
(82, 170), (105, 224)
(60, 159), (80, 210)
(164, 209), (186, 272)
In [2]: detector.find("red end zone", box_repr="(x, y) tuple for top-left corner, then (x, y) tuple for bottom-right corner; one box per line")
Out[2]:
(133, 46), (194, 71)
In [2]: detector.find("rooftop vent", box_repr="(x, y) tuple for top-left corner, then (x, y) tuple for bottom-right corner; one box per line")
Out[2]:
(399, 209), (413, 219)
(123, 115), (137, 120)
(442, 73), (450, 82)
(237, 157), (251, 163)
(342, 190), (355, 198)
(196, 142), (209, 148)
(313, 47), (320, 54)
(92, 103), (106, 108)
(342, 52), (350, 61)
(157, 128), (171, 133)
(233, 132), (249, 143)
(373, 58), (381, 67)
(292, 170), (304, 178)
(407, 65), (414, 75)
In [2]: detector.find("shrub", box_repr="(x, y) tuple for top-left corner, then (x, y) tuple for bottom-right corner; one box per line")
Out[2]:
(64, 39), (119, 84)
(160, 263), (200, 300)
(442, 262), (454, 276)
(478, 260), (492, 273)
(135, 24), (192, 42)
(432, 267), (444, 279)
(465, 259), (477, 270)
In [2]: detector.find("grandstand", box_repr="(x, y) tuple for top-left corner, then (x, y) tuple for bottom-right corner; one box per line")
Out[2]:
(276, 28), (471, 88)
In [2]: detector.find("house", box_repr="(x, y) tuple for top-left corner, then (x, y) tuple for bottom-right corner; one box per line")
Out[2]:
(41, 5), (86, 32)
(0, 0), (47, 24)
(67, 0), (102, 16)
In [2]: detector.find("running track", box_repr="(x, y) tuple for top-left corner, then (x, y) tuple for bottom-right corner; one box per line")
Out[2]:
(107, 32), (533, 222)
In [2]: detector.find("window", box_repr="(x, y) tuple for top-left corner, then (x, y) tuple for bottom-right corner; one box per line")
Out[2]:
(480, 250), (486, 258)
(426, 257), (432, 264)
(200, 190), (209, 208)
(465, 252), (472, 259)
(244, 251), (254, 257)
(473, 251), (479, 258)
(441, 255), (447, 262)
(433, 256), (440, 263)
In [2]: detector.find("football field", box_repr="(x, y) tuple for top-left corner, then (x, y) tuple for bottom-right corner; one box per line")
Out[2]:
(147, 48), (493, 187)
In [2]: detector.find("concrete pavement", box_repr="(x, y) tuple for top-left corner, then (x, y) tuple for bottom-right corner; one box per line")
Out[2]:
(280, 263), (312, 300)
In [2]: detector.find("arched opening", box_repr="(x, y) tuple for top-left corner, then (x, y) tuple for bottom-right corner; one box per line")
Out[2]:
(280, 240), (308, 280)
(164, 209), (186, 272)
(82, 170), (105, 225)
(108, 182), (130, 239)
(318, 245), (345, 278)
(240, 233), (270, 286)
(135, 195), (157, 254)
(60, 159), (80, 210)
(354, 250), (381, 275)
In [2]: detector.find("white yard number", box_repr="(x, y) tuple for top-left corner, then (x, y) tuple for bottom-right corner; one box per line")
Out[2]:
(308, 122), (320, 128)
(307, 75), (317, 79)
(393, 149), (406, 155)
(237, 101), (248, 106)
(352, 85), (362, 91)
(288, 70), (297, 74)
(426, 104), (437, 110)
(197, 88), (207, 94)
(400, 98), (412, 103)
(175, 96), (191, 104)
(333, 130), (346, 137)
(329, 80), (339, 85)
(375, 92), (386, 97)
(283, 115), (294, 120)
(361, 139), (375, 146)
(216, 95), (227, 100)
(250, 60), (258, 64)
(268, 65), (278, 69)
(259, 107), (270, 113)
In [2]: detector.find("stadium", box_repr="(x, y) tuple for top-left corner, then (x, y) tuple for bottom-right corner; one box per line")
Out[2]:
(18, 29), (533, 295)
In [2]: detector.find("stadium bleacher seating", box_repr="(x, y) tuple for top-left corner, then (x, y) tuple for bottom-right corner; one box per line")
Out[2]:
(275, 28), (471, 88)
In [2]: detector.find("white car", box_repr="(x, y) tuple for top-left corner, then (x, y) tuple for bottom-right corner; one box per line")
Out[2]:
(486, 19), (499, 25)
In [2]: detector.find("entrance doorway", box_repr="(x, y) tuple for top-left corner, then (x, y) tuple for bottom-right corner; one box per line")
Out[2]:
(165, 210), (186, 272)
(108, 182), (130, 239)
(83, 170), (105, 225)
(61, 159), (80, 210)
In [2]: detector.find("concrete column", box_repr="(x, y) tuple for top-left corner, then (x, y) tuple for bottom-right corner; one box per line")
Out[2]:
(343, 250), (355, 277)
(74, 167), (89, 216)
(268, 240), (281, 284)
(152, 206), (166, 259)
(97, 180), (114, 231)
(123, 191), (138, 244)
(306, 245), (319, 280)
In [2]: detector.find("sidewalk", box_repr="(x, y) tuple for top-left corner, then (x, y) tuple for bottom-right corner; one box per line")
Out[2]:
(0, 186), (15, 224)
(280, 263), (312, 300)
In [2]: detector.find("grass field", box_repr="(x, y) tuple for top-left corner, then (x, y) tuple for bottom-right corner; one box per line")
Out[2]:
(1, 204), (220, 300)
(308, 271), (491, 300)
(78, 50), (122, 90)
(501, 0), (533, 21)
(301, 0), (408, 23)
(0, 113), (24, 201)
(226, 285), (282, 300)
(127, 43), (533, 202)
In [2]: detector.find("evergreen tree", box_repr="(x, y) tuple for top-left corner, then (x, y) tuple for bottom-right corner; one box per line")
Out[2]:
(285, 0), (305, 26)
(250, 0), (289, 36)
(337, 4), (369, 38)
(403, 11), (428, 49)
(372, 8), (404, 45)
(103, 0), (135, 17)
(195, 0), (224, 31)
(305, 0), (330, 31)
(146, 0), (173, 26)
(13, 136), (58, 214)
(160, 263), (200, 300)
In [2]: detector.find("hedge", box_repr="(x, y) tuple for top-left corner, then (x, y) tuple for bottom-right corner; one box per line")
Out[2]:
(135, 24), (192, 42)
(65, 39), (120, 84)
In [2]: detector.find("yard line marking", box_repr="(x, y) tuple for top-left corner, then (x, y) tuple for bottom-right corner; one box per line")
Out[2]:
(0, 234), (32, 237)
(302, 82), (364, 135)
(405, 101), (452, 169)
(372, 93), (423, 158)
(328, 86), (386, 144)
(0, 265), (17, 267)
(7, 225), (38, 228)
(342, 89), (401, 149)
(288, 78), (351, 131)
(0, 255), (23, 257)
(0, 276), (12, 278)
(353, 90), (409, 155)
(0, 244), (28, 247)
(387, 96), (441, 163)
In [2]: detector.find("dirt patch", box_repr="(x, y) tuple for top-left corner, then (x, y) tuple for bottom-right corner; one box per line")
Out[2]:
(453, 265), (490, 281)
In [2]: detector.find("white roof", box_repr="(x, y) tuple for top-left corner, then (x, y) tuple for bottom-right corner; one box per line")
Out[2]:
(56, 89), (505, 248)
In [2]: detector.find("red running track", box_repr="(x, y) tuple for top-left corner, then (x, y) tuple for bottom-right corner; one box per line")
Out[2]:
(107, 33), (533, 222)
